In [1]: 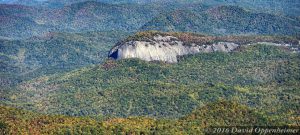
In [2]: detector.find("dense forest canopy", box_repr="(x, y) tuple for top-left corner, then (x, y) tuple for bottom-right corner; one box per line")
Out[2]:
(0, 0), (299, 134)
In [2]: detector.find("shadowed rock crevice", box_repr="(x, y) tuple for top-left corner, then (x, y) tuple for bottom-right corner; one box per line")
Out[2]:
(109, 50), (119, 59)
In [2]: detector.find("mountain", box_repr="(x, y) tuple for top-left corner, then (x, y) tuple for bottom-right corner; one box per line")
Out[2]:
(0, 0), (200, 5)
(1, 0), (299, 17)
(109, 31), (299, 63)
(1, 32), (299, 119)
(0, 4), (53, 39)
(0, 1), (300, 134)
(104, 0), (300, 17)
(1, 1), (299, 39)
(0, 1), (175, 39)
(140, 6), (300, 36)
(0, 0), (47, 6)
(0, 31), (130, 87)
(0, 0), (196, 8)
(201, 0), (300, 17)
(54, 1), (164, 32)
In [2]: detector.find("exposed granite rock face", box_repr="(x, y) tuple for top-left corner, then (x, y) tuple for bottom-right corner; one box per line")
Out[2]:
(109, 35), (239, 63)
(109, 34), (298, 63)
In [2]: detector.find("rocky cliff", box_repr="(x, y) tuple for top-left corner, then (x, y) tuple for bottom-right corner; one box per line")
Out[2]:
(109, 31), (299, 63)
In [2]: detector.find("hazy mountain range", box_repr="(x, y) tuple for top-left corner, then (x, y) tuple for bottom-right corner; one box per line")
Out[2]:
(141, 5), (300, 35)
(1, 0), (299, 17)
(0, 1), (178, 39)
(0, 1), (299, 39)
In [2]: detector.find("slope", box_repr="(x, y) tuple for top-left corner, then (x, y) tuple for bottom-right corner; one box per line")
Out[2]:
(0, 1), (176, 39)
(0, 31), (130, 86)
(140, 5), (300, 36)
(0, 4), (53, 39)
(1, 38), (299, 119)
(2, 100), (295, 135)
(201, 0), (300, 17)
(2, 0), (299, 17)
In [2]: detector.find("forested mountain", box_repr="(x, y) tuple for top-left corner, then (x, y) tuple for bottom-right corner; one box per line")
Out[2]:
(0, 1), (299, 134)
(0, 1), (176, 39)
(141, 6), (300, 36)
(201, 0), (300, 17)
(1, 39), (299, 133)
(1, 0), (299, 16)
(0, 31), (130, 86)
(1, 1), (299, 39)
(2, 32), (299, 118)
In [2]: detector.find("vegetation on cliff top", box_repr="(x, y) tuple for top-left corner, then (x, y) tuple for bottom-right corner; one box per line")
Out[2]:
(121, 31), (299, 46)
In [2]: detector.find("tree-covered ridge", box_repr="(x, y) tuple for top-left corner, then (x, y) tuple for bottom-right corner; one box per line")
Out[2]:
(140, 5), (300, 36)
(2, 100), (297, 135)
(0, 31), (130, 87)
(1, 0), (299, 17)
(1, 1), (299, 39)
(0, 1), (175, 39)
(1, 44), (299, 121)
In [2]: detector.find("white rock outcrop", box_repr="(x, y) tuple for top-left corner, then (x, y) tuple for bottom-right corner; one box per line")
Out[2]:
(109, 35), (239, 63)
(109, 34), (297, 63)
